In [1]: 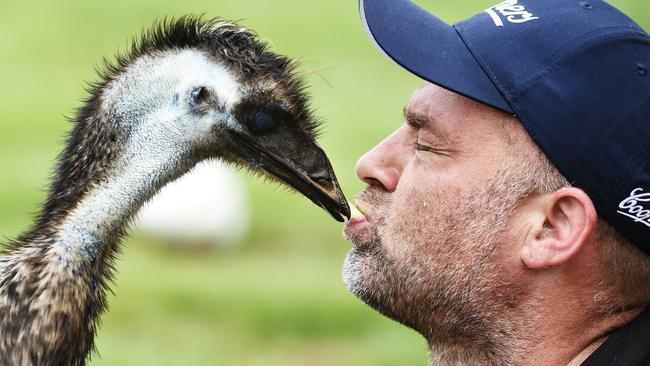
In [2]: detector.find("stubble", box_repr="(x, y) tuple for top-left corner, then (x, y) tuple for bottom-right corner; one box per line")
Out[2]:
(343, 169), (536, 365)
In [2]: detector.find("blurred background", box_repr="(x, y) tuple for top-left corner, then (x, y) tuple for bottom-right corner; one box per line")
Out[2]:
(0, 1), (648, 365)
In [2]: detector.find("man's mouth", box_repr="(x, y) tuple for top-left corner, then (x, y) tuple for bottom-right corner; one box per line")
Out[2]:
(344, 200), (371, 240)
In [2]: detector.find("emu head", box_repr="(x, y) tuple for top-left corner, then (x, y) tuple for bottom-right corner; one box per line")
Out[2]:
(69, 17), (350, 222)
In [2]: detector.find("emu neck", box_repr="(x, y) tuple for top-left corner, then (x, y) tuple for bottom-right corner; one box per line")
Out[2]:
(0, 148), (194, 366)
(54, 174), (146, 260)
(51, 149), (189, 263)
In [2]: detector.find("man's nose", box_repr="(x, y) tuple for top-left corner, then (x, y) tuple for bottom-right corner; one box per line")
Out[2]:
(355, 128), (408, 192)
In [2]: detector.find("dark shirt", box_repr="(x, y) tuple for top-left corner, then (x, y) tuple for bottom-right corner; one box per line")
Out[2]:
(581, 307), (650, 366)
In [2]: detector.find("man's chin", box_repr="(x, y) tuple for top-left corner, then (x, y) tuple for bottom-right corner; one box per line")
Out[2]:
(342, 249), (418, 331)
(342, 250), (365, 297)
(342, 224), (383, 294)
(343, 247), (390, 310)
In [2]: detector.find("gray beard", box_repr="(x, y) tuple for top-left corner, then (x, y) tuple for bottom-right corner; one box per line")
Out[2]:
(343, 244), (521, 366)
(342, 183), (532, 366)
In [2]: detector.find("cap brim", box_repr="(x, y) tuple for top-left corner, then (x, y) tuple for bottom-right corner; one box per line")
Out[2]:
(360, 0), (513, 114)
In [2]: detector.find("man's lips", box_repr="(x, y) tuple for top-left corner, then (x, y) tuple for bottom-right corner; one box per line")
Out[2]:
(347, 215), (368, 226)
(345, 201), (370, 231)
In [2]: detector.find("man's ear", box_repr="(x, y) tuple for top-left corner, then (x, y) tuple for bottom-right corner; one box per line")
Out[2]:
(520, 187), (597, 269)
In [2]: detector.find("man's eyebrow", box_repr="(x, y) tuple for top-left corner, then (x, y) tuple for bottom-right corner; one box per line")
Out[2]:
(403, 107), (452, 145)
(403, 108), (426, 129)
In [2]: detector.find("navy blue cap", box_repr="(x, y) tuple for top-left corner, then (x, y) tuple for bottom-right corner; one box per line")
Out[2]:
(360, 0), (650, 255)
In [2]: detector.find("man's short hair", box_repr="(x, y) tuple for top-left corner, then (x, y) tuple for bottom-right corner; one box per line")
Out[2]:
(502, 115), (650, 311)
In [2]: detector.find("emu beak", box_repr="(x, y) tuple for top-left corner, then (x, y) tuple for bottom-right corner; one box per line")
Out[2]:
(241, 139), (351, 222)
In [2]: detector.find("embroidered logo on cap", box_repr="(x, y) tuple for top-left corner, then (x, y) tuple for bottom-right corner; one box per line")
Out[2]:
(485, 0), (540, 27)
(618, 188), (650, 228)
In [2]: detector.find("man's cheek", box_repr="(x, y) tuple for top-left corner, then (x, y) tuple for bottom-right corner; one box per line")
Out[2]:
(380, 224), (421, 263)
(383, 200), (430, 245)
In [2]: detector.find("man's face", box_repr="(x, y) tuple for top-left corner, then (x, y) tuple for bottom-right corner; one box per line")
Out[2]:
(343, 82), (532, 344)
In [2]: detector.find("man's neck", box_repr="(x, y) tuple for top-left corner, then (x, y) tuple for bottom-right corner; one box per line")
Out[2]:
(427, 299), (644, 366)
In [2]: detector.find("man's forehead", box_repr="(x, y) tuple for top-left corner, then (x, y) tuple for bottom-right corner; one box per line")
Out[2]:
(405, 82), (511, 129)
(405, 83), (472, 129)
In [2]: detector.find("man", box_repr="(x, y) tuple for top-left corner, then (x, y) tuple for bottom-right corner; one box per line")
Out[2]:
(342, 0), (650, 365)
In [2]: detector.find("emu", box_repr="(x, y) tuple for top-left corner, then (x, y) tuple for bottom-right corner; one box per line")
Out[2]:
(0, 16), (349, 365)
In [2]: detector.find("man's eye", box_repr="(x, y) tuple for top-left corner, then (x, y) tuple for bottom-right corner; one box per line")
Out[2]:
(414, 142), (452, 157)
(414, 142), (433, 152)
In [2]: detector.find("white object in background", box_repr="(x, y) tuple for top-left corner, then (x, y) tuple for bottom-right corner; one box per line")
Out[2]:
(134, 160), (250, 246)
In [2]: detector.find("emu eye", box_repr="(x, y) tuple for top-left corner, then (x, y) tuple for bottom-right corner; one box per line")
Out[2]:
(189, 86), (209, 105)
(249, 111), (276, 134)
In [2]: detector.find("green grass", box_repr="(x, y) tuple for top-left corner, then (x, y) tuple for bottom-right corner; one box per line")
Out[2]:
(1, 0), (648, 364)
(90, 241), (427, 366)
